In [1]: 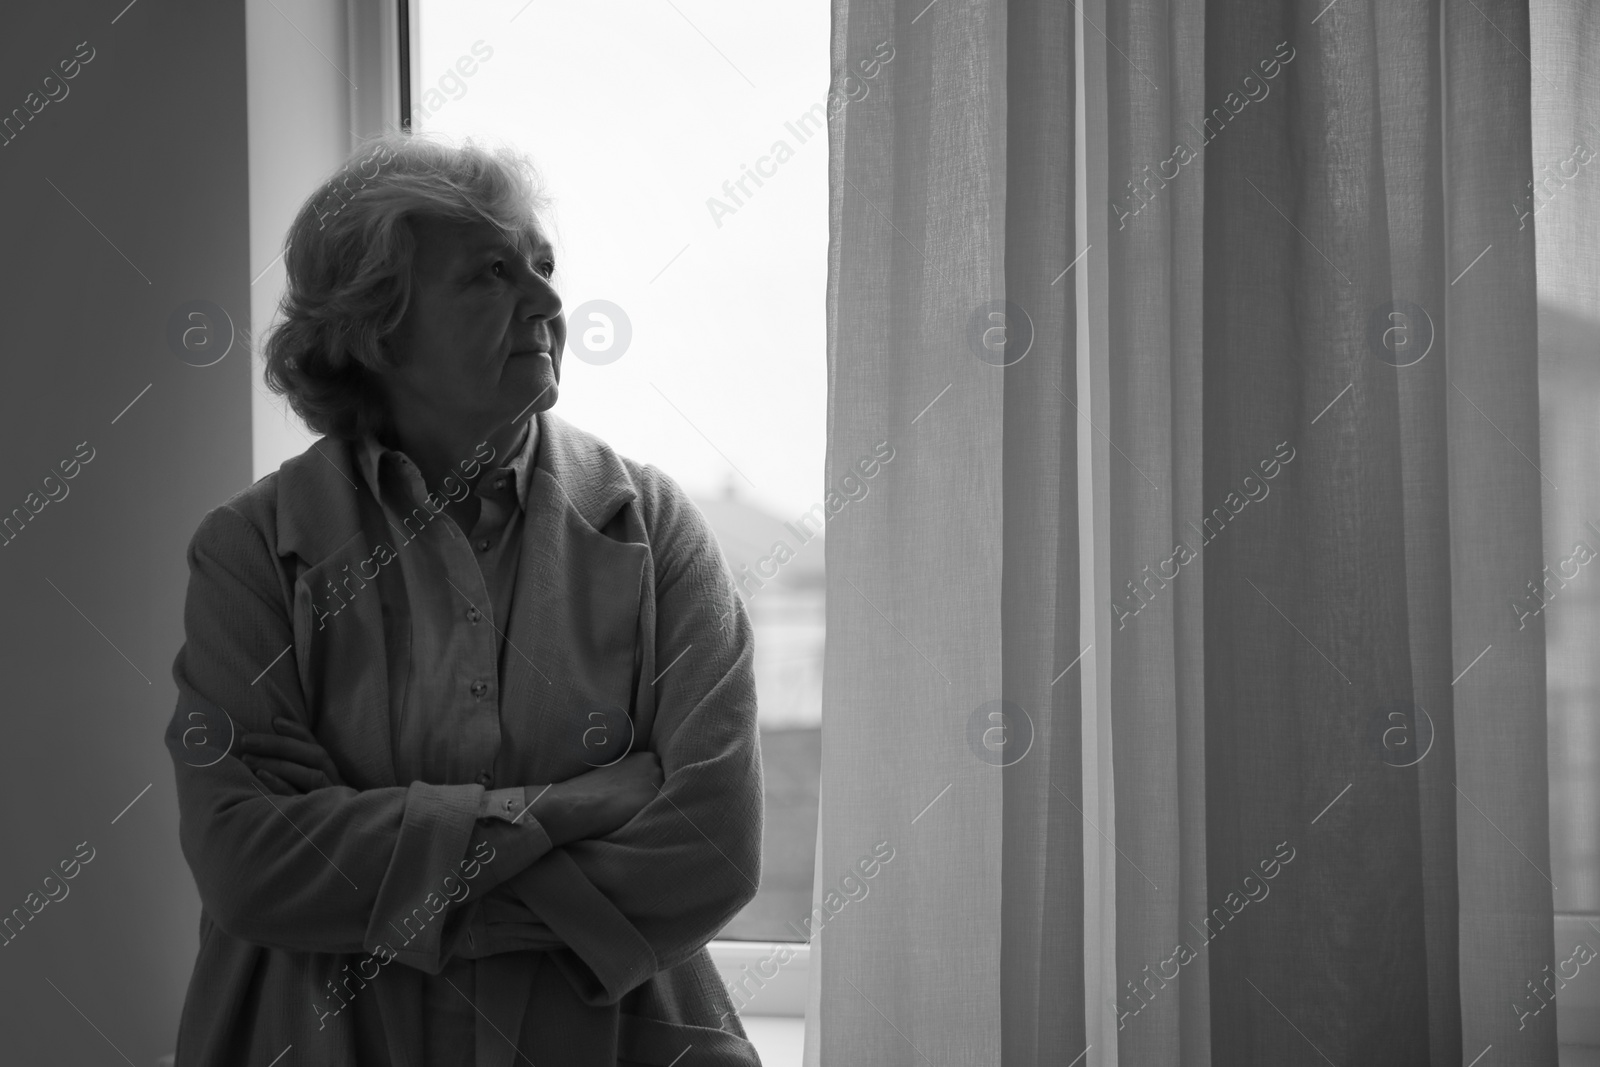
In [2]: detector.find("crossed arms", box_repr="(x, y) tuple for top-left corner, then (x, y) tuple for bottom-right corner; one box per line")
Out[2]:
(167, 482), (762, 1002)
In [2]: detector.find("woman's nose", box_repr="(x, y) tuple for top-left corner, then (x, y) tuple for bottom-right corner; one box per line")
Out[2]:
(518, 269), (561, 321)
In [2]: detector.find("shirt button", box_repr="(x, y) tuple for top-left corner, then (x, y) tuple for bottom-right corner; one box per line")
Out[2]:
(466, 607), (481, 623)
(470, 679), (490, 698)
(477, 538), (491, 552)
(476, 770), (493, 786)
(494, 477), (508, 492)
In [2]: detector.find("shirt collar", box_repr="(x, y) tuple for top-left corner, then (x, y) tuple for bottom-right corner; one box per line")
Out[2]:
(356, 415), (540, 512)
(504, 415), (539, 508)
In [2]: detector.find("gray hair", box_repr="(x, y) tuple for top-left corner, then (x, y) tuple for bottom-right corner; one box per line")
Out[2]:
(261, 131), (552, 440)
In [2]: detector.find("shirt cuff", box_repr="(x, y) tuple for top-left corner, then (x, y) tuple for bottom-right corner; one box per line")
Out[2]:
(478, 786), (528, 824)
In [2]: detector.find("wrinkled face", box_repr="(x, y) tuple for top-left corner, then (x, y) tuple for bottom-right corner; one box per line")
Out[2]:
(380, 213), (564, 432)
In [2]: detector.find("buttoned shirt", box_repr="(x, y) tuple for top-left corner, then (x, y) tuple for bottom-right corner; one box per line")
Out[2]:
(354, 416), (539, 1067)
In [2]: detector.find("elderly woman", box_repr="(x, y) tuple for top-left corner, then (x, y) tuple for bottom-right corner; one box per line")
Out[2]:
(164, 134), (764, 1067)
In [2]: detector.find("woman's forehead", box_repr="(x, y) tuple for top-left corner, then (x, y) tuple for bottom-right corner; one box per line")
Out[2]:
(431, 214), (552, 259)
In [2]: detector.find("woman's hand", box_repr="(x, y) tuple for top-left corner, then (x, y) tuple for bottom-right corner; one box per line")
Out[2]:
(234, 715), (662, 848)
(535, 752), (663, 848)
(237, 717), (345, 795)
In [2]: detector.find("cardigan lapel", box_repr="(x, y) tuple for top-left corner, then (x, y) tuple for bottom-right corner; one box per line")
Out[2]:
(496, 412), (649, 786)
(275, 435), (401, 789)
(269, 412), (650, 791)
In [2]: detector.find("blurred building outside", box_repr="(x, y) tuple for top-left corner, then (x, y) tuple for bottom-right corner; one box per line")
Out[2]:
(691, 476), (824, 939)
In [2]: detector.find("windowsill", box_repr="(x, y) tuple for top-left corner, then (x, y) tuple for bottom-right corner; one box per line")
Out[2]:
(1555, 914), (1600, 1047)
(708, 939), (810, 1018)
(710, 923), (1600, 1049)
(741, 1017), (807, 1066)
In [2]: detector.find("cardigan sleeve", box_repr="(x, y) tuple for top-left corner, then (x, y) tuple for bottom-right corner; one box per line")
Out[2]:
(166, 503), (553, 973)
(497, 468), (765, 1003)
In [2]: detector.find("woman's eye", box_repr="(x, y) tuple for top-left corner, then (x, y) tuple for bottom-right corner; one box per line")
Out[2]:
(487, 259), (555, 280)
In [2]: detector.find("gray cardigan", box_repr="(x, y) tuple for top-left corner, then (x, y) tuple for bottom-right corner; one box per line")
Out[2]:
(164, 411), (764, 1066)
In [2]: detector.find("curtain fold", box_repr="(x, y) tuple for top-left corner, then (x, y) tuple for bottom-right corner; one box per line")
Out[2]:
(1000, 2), (1085, 1064)
(1198, 2), (1440, 1062)
(806, 2), (1013, 1064)
(1101, 0), (1211, 1061)
(1442, 2), (1553, 1059)
(811, 1), (1556, 1064)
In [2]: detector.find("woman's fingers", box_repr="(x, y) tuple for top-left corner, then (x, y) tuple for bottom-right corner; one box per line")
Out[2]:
(237, 733), (343, 783)
(627, 751), (664, 786)
(238, 735), (325, 767)
(272, 717), (317, 742)
(269, 719), (346, 785)
(237, 733), (314, 760)
(242, 754), (329, 792)
(255, 769), (299, 796)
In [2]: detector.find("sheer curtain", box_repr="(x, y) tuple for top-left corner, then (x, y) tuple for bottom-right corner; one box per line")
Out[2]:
(807, 1), (1557, 1064)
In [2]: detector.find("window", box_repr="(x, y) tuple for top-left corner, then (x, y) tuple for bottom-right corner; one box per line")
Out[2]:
(415, 0), (829, 946)
(1529, 16), (1600, 1048)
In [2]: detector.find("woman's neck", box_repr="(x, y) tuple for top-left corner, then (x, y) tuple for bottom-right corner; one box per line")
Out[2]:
(379, 406), (532, 498)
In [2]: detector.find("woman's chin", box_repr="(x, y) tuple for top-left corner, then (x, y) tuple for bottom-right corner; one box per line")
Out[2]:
(515, 379), (558, 417)
(505, 362), (559, 412)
